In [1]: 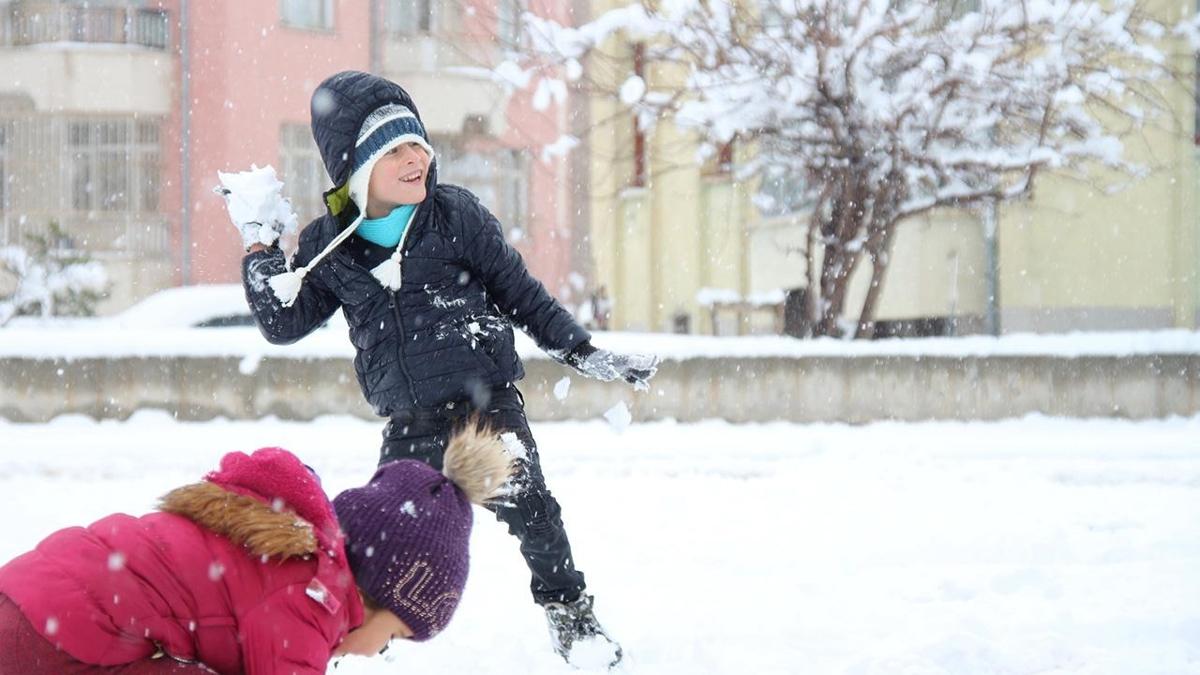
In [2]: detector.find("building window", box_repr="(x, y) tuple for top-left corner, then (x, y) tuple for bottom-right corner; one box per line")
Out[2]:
(704, 139), (735, 176)
(70, 120), (132, 212)
(5, 2), (170, 49)
(756, 137), (808, 217)
(65, 117), (161, 214)
(281, 0), (334, 31)
(0, 114), (163, 253)
(757, 165), (808, 218)
(279, 123), (331, 224)
(495, 0), (522, 46)
(388, 0), (435, 35)
(137, 121), (160, 213)
(434, 137), (528, 236)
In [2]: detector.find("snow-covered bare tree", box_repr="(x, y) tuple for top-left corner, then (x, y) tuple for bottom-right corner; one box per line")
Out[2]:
(507, 0), (1197, 337)
(0, 222), (108, 326)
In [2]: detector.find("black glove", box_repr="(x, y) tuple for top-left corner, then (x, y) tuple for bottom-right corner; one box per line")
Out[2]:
(566, 342), (659, 391)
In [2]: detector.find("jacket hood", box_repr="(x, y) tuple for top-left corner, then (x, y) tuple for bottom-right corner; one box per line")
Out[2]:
(310, 70), (439, 218)
(159, 482), (319, 559)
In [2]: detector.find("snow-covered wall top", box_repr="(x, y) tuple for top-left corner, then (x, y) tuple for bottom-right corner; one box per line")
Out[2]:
(1, 326), (1198, 361)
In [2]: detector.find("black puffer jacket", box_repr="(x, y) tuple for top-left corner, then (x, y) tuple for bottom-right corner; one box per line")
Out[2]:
(242, 71), (589, 415)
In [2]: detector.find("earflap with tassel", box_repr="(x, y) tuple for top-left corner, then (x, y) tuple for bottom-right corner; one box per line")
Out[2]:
(268, 210), (362, 307)
(370, 249), (404, 291)
(269, 266), (308, 307)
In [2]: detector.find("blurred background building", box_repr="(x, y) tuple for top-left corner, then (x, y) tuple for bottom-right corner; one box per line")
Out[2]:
(0, 0), (1195, 336)
(0, 0), (582, 312)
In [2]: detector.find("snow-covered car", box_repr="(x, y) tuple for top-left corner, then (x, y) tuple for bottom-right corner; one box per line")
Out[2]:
(4, 283), (347, 331)
(110, 283), (349, 331)
(110, 283), (256, 328)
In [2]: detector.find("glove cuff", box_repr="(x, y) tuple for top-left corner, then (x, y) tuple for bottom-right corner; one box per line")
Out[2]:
(564, 341), (597, 368)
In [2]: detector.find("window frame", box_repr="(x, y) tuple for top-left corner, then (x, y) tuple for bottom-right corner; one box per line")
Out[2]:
(66, 117), (156, 214)
(432, 135), (529, 237)
(279, 0), (335, 32)
(278, 122), (331, 225)
(387, 0), (436, 36)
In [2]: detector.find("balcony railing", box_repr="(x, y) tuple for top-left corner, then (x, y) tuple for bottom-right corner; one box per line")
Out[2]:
(2, 210), (171, 257)
(2, 4), (169, 50)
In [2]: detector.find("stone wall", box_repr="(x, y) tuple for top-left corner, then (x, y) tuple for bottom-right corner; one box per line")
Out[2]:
(1, 353), (1196, 423)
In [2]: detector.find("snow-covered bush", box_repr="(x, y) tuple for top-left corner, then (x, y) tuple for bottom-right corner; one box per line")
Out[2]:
(0, 222), (108, 326)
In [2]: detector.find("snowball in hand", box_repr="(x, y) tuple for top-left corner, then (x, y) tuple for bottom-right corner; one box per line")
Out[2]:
(215, 164), (299, 247)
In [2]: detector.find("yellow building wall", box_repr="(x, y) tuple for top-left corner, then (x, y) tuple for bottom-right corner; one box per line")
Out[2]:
(583, 14), (752, 334)
(996, 0), (1198, 332)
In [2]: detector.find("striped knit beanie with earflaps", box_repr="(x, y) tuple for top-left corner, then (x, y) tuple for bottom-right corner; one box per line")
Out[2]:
(331, 422), (514, 641)
(268, 103), (435, 306)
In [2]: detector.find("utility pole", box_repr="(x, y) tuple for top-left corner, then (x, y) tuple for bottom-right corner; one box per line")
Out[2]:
(983, 197), (1000, 336)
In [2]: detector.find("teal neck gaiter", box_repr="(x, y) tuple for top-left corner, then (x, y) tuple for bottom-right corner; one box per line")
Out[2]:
(357, 204), (416, 248)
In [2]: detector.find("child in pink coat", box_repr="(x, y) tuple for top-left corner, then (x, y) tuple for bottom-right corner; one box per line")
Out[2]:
(0, 424), (511, 674)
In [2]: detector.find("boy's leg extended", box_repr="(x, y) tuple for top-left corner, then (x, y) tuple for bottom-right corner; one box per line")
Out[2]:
(484, 402), (587, 605)
(484, 393), (622, 668)
(378, 393), (587, 605)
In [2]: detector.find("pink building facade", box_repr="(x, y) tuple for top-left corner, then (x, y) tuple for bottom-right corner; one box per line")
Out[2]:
(159, 0), (372, 285)
(0, 0), (582, 311)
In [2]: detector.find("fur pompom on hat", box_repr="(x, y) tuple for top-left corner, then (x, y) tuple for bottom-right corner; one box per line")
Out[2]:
(269, 101), (435, 306)
(332, 422), (513, 641)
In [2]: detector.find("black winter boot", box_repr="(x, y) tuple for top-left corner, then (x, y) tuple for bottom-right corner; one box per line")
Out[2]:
(543, 593), (623, 669)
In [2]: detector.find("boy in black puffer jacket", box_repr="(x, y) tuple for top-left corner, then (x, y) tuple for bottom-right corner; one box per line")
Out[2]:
(232, 70), (656, 668)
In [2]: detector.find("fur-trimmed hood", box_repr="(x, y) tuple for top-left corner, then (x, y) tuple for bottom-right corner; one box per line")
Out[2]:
(159, 481), (319, 559)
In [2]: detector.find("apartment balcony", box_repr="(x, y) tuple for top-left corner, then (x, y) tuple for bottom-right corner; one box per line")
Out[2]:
(2, 210), (170, 257)
(1, 3), (169, 50)
(0, 3), (174, 116)
(379, 32), (507, 137)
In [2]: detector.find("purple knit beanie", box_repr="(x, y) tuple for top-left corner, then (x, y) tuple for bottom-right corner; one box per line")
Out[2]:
(333, 424), (513, 641)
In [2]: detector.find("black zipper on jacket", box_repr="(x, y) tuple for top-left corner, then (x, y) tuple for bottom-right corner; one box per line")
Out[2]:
(389, 290), (420, 407)
(389, 205), (423, 409)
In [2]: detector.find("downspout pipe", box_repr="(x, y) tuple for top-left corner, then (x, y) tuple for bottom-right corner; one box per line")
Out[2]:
(179, 0), (191, 285)
(369, 0), (381, 73)
(984, 197), (1000, 336)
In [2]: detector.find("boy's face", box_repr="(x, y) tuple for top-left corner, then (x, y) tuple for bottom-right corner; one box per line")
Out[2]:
(366, 142), (430, 218)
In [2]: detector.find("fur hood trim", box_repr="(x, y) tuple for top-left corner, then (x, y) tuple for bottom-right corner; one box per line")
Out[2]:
(159, 482), (318, 559)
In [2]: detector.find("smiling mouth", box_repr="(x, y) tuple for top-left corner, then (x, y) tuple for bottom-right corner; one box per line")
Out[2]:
(401, 171), (422, 183)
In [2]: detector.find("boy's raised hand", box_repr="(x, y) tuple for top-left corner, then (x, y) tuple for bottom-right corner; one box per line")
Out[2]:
(568, 343), (660, 392)
(214, 164), (299, 252)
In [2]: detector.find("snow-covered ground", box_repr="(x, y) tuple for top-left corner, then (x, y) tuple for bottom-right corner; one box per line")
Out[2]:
(2, 413), (1198, 674)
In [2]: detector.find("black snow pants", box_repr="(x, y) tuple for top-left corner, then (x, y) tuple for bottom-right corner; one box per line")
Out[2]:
(379, 385), (586, 605)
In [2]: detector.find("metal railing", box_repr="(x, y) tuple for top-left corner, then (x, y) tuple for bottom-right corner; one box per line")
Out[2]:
(2, 211), (170, 257)
(2, 3), (170, 50)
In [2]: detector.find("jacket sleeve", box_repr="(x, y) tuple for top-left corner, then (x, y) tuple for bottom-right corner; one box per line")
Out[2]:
(238, 585), (337, 675)
(241, 225), (341, 345)
(459, 191), (591, 356)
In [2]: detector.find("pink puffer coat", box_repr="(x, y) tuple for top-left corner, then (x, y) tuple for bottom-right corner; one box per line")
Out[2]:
(0, 447), (364, 674)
